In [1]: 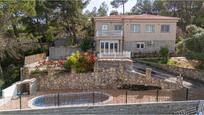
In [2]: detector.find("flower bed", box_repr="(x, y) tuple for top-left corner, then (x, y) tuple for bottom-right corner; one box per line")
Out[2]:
(64, 51), (96, 73)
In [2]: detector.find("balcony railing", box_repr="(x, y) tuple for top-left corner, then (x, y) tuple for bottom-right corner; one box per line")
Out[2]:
(97, 51), (131, 59)
(96, 30), (123, 37)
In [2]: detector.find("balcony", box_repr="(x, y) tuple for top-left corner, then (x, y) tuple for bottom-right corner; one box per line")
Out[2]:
(97, 51), (131, 59)
(96, 30), (123, 37)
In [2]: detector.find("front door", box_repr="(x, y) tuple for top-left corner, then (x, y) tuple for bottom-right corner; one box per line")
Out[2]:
(100, 41), (119, 54)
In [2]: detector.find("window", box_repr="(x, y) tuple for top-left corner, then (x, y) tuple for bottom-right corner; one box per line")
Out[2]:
(141, 44), (144, 49)
(114, 43), (118, 49)
(101, 42), (104, 49)
(102, 24), (108, 31)
(110, 43), (114, 49)
(114, 25), (122, 30)
(136, 42), (145, 49)
(161, 25), (170, 32)
(145, 24), (155, 32)
(131, 24), (140, 32)
(136, 44), (140, 48)
(105, 42), (109, 48)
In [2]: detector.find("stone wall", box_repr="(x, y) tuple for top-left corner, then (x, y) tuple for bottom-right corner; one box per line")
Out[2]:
(136, 59), (204, 83)
(94, 59), (133, 72)
(29, 65), (181, 91)
(24, 53), (46, 65)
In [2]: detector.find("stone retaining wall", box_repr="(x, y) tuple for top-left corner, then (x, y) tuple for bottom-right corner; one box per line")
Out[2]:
(136, 59), (204, 83)
(31, 66), (181, 91)
(24, 53), (46, 65)
(94, 59), (133, 71)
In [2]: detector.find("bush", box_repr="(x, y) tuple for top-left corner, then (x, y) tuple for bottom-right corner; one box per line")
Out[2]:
(167, 60), (176, 65)
(64, 61), (71, 72)
(67, 51), (80, 66)
(65, 51), (96, 73)
(185, 51), (204, 69)
(176, 40), (186, 56)
(80, 38), (93, 51)
(159, 59), (168, 64)
(30, 69), (48, 76)
(159, 47), (169, 60)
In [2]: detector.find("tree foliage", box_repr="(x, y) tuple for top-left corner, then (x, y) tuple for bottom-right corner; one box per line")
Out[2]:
(131, 0), (204, 30)
(159, 47), (169, 60)
(110, 0), (128, 14)
(131, 0), (153, 14)
(184, 25), (204, 67)
(185, 26), (204, 53)
(97, 2), (109, 16)
(0, 0), (91, 88)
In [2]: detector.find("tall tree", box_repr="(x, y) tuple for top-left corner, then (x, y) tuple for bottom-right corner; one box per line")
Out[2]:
(110, 0), (128, 14)
(39, 0), (90, 45)
(21, 0), (55, 48)
(84, 7), (97, 37)
(156, 0), (204, 30)
(0, 0), (36, 37)
(0, 0), (36, 79)
(131, 0), (153, 14)
(97, 2), (109, 16)
(152, 0), (166, 15)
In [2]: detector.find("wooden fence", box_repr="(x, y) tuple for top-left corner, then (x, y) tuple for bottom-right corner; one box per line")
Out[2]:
(49, 47), (79, 60)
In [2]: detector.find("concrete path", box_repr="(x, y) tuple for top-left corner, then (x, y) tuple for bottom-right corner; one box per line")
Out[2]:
(133, 62), (204, 89)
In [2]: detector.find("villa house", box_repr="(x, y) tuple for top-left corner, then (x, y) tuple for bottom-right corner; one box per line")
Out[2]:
(94, 14), (179, 58)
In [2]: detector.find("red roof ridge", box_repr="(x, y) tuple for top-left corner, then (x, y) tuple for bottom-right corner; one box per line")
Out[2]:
(94, 14), (179, 20)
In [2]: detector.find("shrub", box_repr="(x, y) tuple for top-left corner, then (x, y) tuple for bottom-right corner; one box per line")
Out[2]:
(159, 59), (168, 64)
(65, 51), (96, 73)
(30, 69), (48, 76)
(80, 38), (93, 51)
(67, 51), (80, 66)
(159, 47), (169, 60)
(176, 40), (186, 56)
(167, 60), (176, 65)
(64, 61), (71, 72)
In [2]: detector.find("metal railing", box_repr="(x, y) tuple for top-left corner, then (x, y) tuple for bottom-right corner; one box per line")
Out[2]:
(96, 30), (123, 37)
(0, 88), (204, 111)
(97, 51), (131, 59)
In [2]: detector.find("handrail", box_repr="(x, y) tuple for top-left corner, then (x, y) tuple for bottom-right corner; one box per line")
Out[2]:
(97, 51), (131, 59)
(96, 30), (123, 37)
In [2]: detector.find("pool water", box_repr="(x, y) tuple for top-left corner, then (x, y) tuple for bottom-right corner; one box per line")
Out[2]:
(29, 92), (112, 108)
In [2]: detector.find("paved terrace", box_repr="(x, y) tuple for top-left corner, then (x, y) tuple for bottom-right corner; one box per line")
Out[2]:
(0, 89), (181, 111)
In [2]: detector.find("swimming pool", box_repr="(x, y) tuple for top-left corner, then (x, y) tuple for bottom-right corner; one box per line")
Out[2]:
(29, 92), (112, 108)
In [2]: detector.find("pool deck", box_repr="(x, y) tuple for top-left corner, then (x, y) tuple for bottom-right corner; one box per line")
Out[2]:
(0, 89), (171, 111)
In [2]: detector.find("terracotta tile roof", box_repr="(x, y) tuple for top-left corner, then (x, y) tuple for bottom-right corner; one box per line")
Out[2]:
(94, 14), (179, 20)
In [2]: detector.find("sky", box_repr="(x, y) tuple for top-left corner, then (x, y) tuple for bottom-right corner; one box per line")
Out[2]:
(84, 0), (137, 15)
